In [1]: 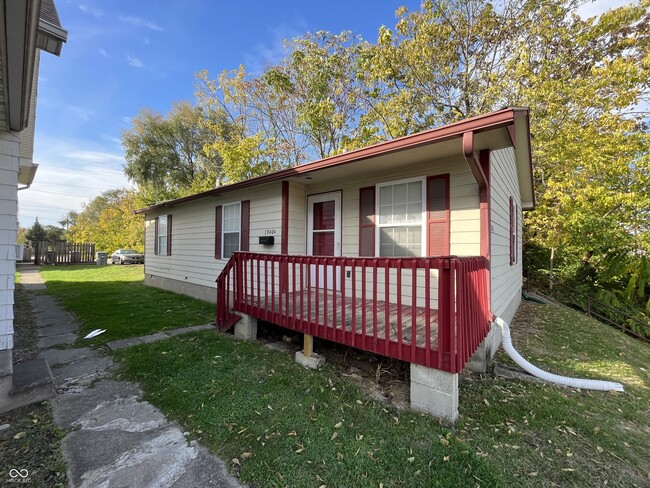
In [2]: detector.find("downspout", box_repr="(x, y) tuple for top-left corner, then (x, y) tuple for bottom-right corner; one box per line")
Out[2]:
(17, 184), (31, 191)
(463, 131), (491, 306)
(495, 316), (624, 392)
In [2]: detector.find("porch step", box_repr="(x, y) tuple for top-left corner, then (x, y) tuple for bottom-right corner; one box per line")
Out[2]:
(0, 359), (56, 414)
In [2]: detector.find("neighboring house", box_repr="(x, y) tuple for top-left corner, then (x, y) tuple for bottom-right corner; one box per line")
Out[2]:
(0, 0), (67, 413)
(136, 107), (534, 422)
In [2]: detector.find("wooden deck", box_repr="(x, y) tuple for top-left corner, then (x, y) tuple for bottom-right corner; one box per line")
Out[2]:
(241, 288), (439, 348)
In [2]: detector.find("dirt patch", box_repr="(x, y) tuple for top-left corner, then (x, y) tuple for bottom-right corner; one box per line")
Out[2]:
(0, 402), (68, 487)
(0, 285), (69, 487)
(257, 321), (411, 409)
(12, 286), (41, 364)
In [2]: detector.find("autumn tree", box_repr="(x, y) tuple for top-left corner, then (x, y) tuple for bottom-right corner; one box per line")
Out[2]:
(69, 189), (144, 251)
(122, 101), (222, 199)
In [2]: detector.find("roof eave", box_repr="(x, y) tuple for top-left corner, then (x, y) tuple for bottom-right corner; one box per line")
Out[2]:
(2, 0), (41, 131)
(135, 107), (532, 214)
(37, 18), (68, 56)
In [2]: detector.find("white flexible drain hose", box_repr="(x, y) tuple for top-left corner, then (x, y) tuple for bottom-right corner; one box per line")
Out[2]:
(495, 316), (625, 392)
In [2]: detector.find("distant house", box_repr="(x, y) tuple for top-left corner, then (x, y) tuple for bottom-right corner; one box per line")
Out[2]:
(136, 107), (534, 422)
(0, 0), (67, 412)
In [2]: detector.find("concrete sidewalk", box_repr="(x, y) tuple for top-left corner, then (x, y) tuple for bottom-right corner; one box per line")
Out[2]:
(19, 265), (244, 488)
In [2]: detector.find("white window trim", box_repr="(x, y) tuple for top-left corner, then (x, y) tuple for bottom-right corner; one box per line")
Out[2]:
(375, 176), (427, 257)
(221, 201), (241, 260)
(514, 203), (519, 264)
(157, 215), (168, 256)
(306, 191), (342, 257)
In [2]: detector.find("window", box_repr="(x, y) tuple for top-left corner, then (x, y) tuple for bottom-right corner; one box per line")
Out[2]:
(222, 202), (241, 259)
(377, 178), (425, 257)
(510, 197), (518, 265)
(155, 214), (172, 256)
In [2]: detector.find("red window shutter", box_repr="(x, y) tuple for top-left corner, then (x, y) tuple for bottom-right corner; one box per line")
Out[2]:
(154, 217), (159, 255)
(427, 175), (450, 256)
(215, 205), (222, 259)
(241, 200), (250, 251)
(509, 196), (514, 265)
(359, 186), (375, 256)
(166, 214), (173, 256)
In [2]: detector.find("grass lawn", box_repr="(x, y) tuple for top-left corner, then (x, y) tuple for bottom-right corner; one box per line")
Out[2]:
(41, 265), (650, 486)
(39, 265), (214, 345)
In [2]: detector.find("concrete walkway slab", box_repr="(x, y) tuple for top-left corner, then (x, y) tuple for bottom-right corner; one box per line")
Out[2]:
(51, 355), (117, 389)
(39, 347), (94, 367)
(106, 324), (215, 351)
(38, 332), (77, 348)
(37, 322), (78, 337)
(18, 264), (245, 487)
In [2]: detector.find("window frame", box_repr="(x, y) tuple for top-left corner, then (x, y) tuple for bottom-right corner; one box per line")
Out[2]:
(156, 214), (170, 256)
(510, 197), (519, 266)
(221, 201), (242, 260)
(375, 176), (427, 258)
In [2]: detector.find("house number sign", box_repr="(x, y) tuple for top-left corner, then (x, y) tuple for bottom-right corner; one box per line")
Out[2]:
(264, 229), (277, 235)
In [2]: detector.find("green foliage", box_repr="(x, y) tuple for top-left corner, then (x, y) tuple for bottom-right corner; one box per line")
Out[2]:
(25, 219), (46, 245)
(40, 265), (214, 345)
(68, 189), (144, 252)
(122, 0), (650, 315)
(122, 101), (222, 196)
(23, 219), (63, 244)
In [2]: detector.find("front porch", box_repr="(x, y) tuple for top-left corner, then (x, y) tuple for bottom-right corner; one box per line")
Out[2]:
(216, 253), (490, 375)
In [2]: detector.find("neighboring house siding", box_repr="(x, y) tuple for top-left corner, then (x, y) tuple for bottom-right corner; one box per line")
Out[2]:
(144, 182), (283, 300)
(18, 52), (39, 161)
(490, 147), (522, 323)
(0, 131), (20, 352)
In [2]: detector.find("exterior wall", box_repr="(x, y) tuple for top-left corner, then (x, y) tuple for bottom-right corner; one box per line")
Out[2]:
(305, 156), (480, 258)
(0, 131), (20, 366)
(18, 51), (39, 161)
(489, 147), (522, 323)
(287, 182), (306, 255)
(144, 157), (483, 305)
(144, 182), (284, 301)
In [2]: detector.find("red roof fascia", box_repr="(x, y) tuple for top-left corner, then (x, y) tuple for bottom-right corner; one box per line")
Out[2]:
(135, 107), (528, 214)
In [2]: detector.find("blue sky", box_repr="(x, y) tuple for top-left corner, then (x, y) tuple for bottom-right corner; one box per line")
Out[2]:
(19, 0), (627, 227)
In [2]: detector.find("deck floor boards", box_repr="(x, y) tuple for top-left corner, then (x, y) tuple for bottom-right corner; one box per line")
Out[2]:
(242, 289), (439, 349)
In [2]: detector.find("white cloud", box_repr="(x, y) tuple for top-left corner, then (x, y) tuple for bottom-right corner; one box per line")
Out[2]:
(99, 48), (109, 58)
(18, 138), (132, 226)
(243, 20), (307, 74)
(126, 54), (144, 68)
(79, 4), (104, 18)
(576, 0), (634, 19)
(118, 15), (163, 32)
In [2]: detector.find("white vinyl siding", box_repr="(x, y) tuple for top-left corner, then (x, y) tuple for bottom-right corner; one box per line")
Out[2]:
(287, 182), (307, 254)
(306, 157), (480, 258)
(490, 147), (522, 323)
(144, 182), (282, 292)
(0, 131), (20, 351)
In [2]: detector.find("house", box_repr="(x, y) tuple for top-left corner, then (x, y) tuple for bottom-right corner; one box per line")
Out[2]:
(136, 107), (533, 422)
(0, 0), (67, 413)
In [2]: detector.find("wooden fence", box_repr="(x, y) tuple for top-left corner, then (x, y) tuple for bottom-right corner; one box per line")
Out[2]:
(34, 242), (96, 265)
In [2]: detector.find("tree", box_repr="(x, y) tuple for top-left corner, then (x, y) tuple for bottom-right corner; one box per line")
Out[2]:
(43, 225), (65, 242)
(25, 218), (46, 246)
(69, 189), (144, 251)
(122, 101), (222, 198)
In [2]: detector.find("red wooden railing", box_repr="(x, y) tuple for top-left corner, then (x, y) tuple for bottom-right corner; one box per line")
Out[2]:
(216, 253), (490, 373)
(215, 253), (241, 331)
